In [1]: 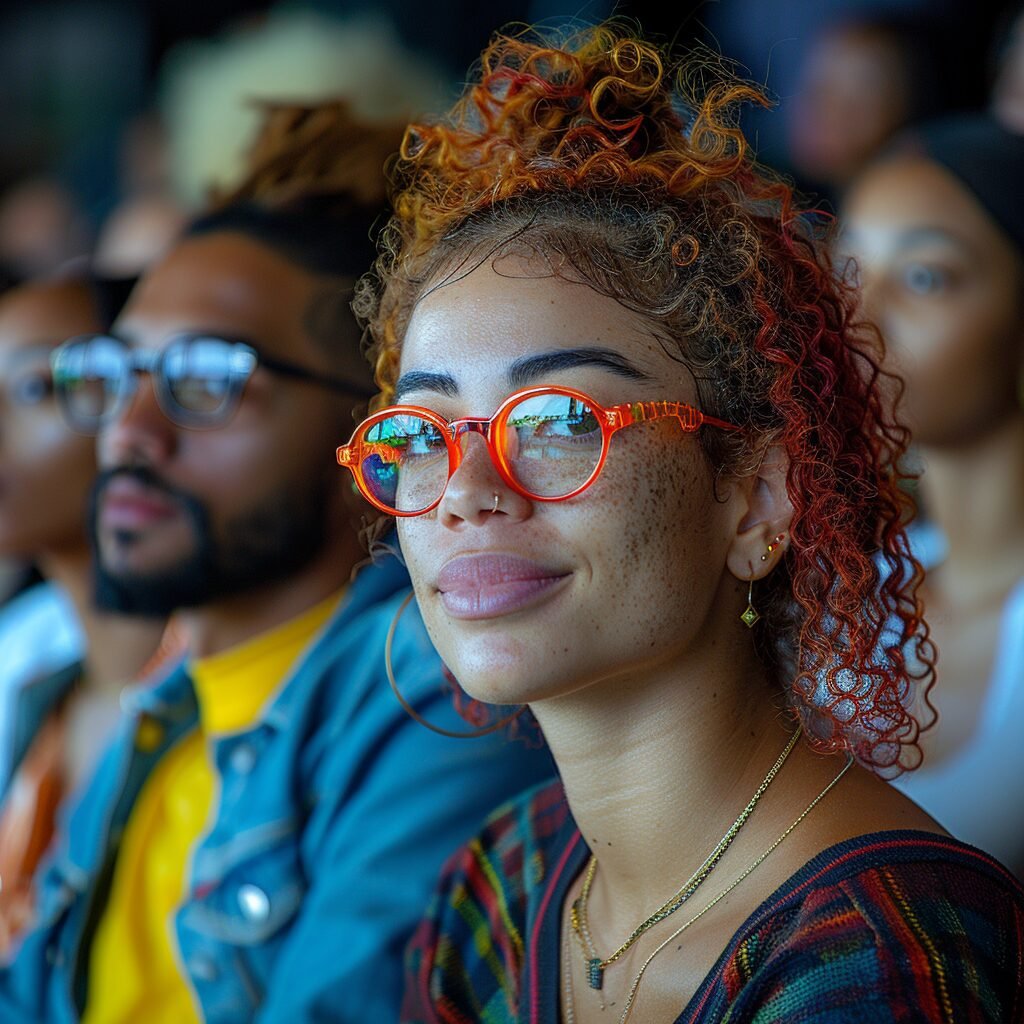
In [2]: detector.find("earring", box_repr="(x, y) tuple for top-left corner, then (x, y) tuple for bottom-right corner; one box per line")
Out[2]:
(491, 493), (500, 514)
(385, 591), (525, 738)
(760, 532), (786, 562)
(740, 576), (760, 628)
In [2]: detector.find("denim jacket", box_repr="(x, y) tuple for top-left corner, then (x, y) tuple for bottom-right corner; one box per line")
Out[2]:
(0, 551), (554, 1022)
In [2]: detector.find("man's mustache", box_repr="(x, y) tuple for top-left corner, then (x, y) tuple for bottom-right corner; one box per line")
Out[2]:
(90, 465), (193, 510)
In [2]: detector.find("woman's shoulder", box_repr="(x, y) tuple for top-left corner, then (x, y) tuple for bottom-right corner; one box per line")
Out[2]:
(689, 829), (1024, 1024)
(432, 775), (575, 905)
(401, 778), (580, 1022)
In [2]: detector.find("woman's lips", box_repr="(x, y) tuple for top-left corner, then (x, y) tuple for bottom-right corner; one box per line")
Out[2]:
(437, 553), (570, 620)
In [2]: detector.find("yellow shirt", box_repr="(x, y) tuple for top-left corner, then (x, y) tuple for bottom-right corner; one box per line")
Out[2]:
(84, 591), (342, 1024)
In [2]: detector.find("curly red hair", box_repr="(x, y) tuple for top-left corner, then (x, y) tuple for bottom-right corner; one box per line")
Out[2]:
(355, 23), (936, 775)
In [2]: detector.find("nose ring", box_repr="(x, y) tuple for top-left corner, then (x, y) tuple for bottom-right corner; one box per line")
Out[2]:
(491, 493), (500, 514)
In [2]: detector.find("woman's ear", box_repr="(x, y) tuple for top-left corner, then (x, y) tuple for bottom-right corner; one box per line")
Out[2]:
(726, 444), (794, 582)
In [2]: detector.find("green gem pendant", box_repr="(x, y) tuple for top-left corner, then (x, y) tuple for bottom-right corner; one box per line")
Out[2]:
(740, 603), (760, 628)
(587, 958), (604, 990)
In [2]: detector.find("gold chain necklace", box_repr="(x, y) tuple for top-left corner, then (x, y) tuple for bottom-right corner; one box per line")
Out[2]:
(570, 726), (801, 991)
(562, 753), (854, 1024)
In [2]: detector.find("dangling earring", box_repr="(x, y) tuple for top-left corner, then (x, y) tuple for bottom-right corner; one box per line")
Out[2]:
(740, 576), (760, 628)
(385, 591), (525, 738)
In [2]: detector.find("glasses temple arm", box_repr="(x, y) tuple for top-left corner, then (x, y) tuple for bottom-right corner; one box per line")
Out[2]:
(605, 400), (741, 433)
(259, 353), (377, 400)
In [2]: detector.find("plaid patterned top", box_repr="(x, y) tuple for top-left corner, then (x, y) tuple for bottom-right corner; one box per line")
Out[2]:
(403, 779), (1024, 1024)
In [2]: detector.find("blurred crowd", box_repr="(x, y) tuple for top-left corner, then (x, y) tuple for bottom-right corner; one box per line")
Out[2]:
(0, 0), (1020, 1020)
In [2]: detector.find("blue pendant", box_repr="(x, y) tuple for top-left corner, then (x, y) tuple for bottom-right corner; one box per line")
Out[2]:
(587, 959), (603, 990)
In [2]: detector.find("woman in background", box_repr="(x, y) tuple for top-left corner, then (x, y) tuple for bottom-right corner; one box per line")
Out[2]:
(339, 24), (1024, 1023)
(842, 115), (1024, 878)
(0, 272), (168, 949)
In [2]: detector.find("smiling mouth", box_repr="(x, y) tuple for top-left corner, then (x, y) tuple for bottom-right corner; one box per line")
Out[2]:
(437, 553), (571, 620)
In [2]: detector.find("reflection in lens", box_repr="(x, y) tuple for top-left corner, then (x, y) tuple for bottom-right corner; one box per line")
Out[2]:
(503, 393), (602, 497)
(361, 414), (449, 513)
(164, 337), (234, 418)
(54, 337), (125, 427)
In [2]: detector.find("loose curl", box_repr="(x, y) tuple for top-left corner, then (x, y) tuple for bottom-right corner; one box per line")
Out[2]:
(355, 23), (936, 775)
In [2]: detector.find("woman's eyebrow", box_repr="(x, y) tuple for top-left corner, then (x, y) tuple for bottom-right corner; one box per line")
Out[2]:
(394, 370), (459, 401)
(506, 347), (653, 389)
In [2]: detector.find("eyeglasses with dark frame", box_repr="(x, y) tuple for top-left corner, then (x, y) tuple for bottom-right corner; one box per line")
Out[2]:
(51, 332), (376, 433)
(336, 384), (741, 516)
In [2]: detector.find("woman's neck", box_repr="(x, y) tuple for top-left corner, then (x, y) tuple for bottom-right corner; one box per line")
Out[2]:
(39, 547), (167, 696)
(917, 410), (1024, 607)
(530, 615), (795, 928)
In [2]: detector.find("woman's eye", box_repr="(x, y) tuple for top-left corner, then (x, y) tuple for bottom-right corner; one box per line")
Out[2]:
(11, 372), (53, 405)
(901, 263), (948, 295)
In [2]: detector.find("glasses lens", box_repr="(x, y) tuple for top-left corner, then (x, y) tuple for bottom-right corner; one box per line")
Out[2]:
(163, 336), (251, 424)
(502, 392), (603, 498)
(51, 336), (127, 431)
(360, 413), (450, 514)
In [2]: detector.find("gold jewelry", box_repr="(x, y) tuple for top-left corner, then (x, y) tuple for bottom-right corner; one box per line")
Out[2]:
(760, 532), (785, 562)
(491, 493), (500, 514)
(571, 726), (801, 990)
(740, 576), (760, 628)
(385, 590), (525, 738)
(615, 753), (855, 1024)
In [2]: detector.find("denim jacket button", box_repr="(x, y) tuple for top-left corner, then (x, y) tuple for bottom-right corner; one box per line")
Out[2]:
(229, 742), (257, 775)
(189, 953), (219, 982)
(237, 883), (271, 922)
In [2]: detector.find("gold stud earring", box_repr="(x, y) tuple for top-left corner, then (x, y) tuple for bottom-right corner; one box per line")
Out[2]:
(760, 532), (786, 562)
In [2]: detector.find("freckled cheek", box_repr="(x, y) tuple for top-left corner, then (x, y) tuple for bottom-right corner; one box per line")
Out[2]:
(574, 444), (719, 649)
(396, 518), (437, 596)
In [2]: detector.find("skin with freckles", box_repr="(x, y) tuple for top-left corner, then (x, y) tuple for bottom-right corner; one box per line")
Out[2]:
(397, 264), (741, 708)
(842, 157), (1024, 777)
(395, 259), (944, 1017)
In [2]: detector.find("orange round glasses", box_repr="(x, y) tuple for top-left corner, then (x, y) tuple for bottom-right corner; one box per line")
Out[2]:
(336, 385), (741, 517)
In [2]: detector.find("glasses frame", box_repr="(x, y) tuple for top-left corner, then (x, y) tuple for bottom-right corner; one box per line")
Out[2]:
(51, 332), (376, 433)
(336, 384), (741, 517)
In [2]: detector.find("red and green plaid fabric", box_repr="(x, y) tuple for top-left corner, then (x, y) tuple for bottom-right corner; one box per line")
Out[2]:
(403, 779), (1024, 1024)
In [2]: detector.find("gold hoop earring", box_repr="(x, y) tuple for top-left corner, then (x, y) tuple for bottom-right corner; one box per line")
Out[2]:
(740, 576), (760, 628)
(385, 591), (525, 738)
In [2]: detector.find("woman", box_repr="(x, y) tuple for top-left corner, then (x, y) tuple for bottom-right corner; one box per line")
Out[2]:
(340, 26), (1024, 1022)
(0, 271), (169, 950)
(841, 115), (1024, 878)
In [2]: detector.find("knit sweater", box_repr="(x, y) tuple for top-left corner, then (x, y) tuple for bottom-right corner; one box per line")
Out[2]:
(403, 779), (1024, 1023)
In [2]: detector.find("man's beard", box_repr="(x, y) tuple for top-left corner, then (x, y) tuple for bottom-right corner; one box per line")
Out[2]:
(89, 465), (333, 617)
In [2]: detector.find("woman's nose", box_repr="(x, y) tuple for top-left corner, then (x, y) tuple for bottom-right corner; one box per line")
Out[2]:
(438, 430), (531, 528)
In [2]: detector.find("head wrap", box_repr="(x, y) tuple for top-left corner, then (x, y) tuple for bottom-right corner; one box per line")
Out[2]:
(899, 113), (1024, 260)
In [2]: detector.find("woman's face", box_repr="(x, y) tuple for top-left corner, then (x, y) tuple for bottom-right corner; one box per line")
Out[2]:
(840, 156), (1024, 448)
(394, 259), (746, 706)
(0, 279), (99, 557)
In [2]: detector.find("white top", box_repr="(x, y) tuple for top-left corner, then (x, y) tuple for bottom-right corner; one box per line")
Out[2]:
(893, 522), (1024, 877)
(0, 582), (84, 785)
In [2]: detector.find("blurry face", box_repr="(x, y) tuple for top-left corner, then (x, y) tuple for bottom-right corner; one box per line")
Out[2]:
(787, 26), (910, 186)
(840, 156), (1024, 447)
(395, 260), (741, 706)
(93, 232), (354, 614)
(0, 279), (99, 557)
